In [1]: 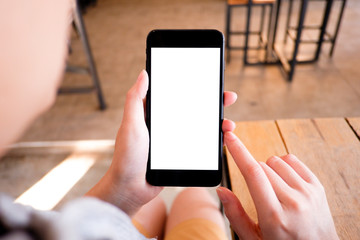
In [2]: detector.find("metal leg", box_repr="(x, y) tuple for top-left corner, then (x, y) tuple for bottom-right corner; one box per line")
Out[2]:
(272, 0), (282, 50)
(314, 0), (334, 61)
(266, 4), (273, 43)
(284, 0), (293, 44)
(289, 0), (308, 81)
(73, 0), (106, 110)
(244, 0), (253, 64)
(259, 5), (266, 46)
(226, 4), (231, 63)
(330, 0), (347, 57)
(265, 4), (274, 62)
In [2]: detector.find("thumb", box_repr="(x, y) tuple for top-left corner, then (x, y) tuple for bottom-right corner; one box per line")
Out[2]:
(122, 70), (149, 125)
(217, 187), (260, 239)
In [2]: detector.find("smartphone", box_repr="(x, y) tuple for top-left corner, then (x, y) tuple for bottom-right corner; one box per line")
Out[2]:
(145, 29), (224, 186)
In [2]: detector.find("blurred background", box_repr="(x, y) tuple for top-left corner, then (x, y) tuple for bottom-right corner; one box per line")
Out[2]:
(0, 0), (359, 234)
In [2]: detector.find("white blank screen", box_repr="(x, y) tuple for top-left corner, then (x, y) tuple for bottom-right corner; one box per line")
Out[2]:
(150, 48), (220, 170)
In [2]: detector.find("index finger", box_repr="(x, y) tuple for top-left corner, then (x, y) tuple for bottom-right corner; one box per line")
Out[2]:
(224, 132), (281, 216)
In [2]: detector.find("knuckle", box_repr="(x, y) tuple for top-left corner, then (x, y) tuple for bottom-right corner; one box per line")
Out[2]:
(245, 163), (264, 178)
(312, 183), (327, 202)
(316, 182), (326, 193)
(312, 175), (325, 189)
(266, 156), (278, 164)
(287, 194), (310, 214)
(266, 156), (281, 167)
(264, 209), (284, 228)
(283, 153), (297, 162)
(306, 181), (326, 201)
(292, 200), (307, 213)
(300, 185), (313, 198)
(287, 153), (297, 160)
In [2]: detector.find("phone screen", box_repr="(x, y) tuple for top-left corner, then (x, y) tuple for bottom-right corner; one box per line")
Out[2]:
(150, 47), (221, 170)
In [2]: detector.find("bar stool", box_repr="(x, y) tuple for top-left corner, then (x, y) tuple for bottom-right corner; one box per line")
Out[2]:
(283, 0), (347, 62)
(225, 0), (276, 64)
(60, 0), (106, 110)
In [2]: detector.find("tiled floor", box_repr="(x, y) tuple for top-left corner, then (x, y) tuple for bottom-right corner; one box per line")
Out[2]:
(1, 0), (359, 237)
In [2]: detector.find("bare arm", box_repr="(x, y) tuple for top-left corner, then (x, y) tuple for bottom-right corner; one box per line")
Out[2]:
(0, 0), (71, 155)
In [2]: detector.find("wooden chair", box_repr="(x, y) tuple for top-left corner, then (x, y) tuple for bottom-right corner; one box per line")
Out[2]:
(225, 0), (276, 64)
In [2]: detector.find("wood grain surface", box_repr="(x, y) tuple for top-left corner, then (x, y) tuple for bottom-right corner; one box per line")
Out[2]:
(347, 117), (360, 139)
(277, 118), (360, 239)
(226, 118), (360, 239)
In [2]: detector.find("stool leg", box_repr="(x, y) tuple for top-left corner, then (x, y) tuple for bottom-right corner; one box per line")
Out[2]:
(330, 0), (347, 57)
(289, 0), (308, 81)
(74, 0), (106, 110)
(244, 0), (253, 65)
(225, 4), (231, 63)
(265, 4), (274, 62)
(284, 0), (293, 44)
(314, 0), (334, 61)
(272, 0), (281, 50)
(259, 5), (266, 46)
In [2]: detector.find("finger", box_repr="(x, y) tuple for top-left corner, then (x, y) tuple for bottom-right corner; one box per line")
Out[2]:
(222, 118), (236, 132)
(224, 132), (281, 215)
(224, 91), (237, 107)
(266, 156), (307, 190)
(260, 161), (296, 202)
(280, 154), (320, 184)
(123, 70), (148, 125)
(217, 187), (260, 239)
(143, 98), (146, 120)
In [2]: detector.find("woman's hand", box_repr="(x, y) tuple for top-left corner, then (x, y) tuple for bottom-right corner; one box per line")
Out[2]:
(217, 131), (339, 240)
(87, 70), (237, 216)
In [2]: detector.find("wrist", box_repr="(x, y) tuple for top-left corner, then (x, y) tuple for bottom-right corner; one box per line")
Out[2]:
(85, 168), (140, 216)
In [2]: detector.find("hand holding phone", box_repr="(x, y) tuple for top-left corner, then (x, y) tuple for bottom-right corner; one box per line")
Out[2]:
(146, 30), (225, 186)
(86, 69), (236, 214)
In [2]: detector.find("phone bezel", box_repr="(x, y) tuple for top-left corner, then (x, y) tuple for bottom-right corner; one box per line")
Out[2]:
(145, 29), (224, 187)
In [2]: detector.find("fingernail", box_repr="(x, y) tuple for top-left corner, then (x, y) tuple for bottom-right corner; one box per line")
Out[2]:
(216, 188), (228, 203)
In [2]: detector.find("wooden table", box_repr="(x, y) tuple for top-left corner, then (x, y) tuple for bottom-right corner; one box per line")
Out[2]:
(224, 117), (360, 239)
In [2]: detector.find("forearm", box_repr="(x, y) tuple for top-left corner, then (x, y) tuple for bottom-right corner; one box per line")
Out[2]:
(0, 0), (72, 154)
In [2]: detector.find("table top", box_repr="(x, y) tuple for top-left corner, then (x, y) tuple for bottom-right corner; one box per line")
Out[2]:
(225, 117), (360, 239)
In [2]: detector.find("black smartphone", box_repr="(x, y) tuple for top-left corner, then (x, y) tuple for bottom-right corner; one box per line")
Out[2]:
(145, 29), (224, 186)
